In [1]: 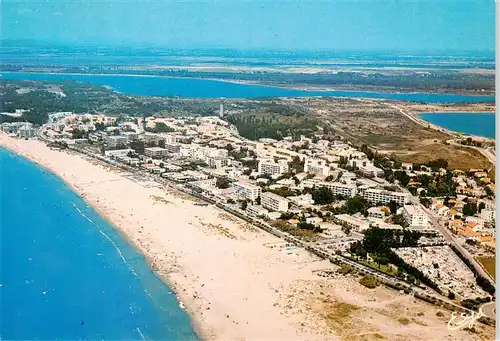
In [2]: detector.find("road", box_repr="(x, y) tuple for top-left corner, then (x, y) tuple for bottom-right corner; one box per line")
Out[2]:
(423, 206), (495, 282)
(479, 301), (496, 319)
(389, 103), (496, 167)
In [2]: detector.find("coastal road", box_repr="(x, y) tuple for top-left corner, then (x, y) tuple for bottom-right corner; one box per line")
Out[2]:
(389, 103), (496, 167)
(447, 139), (496, 166)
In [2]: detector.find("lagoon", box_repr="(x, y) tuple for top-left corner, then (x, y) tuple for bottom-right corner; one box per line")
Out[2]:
(1, 72), (495, 104)
(419, 112), (495, 139)
(0, 148), (198, 341)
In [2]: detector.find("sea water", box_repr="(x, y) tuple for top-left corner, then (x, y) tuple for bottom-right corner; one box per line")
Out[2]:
(419, 112), (495, 139)
(1, 72), (495, 104)
(0, 148), (198, 340)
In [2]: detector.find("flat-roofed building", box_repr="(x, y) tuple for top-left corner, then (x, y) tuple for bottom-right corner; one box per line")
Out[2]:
(246, 204), (269, 217)
(207, 156), (229, 169)
(121, 132), (138, 143)
(360, 188), (410, 206)
(402, 205), (428, 228)
(163, 142), (181, 154)
(106, 135), (128, 149)
(233, 181), (261, 201)
(144, 147), (168, 159)
(261, 192), (289, 212)
(304, 158), (330, 176)
(257, 159), (289, 177)
(303, 180), (357, 197)
(334, 214), (370, 232)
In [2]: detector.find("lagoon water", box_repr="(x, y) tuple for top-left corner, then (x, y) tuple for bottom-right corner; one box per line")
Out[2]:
(419, 112), (495, 139)
(1, 72), (495, 104)
(0, 148), (198, 341)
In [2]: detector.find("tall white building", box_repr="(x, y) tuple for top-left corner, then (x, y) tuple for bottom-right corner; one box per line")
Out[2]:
(303, 180), (357, 197)
(402, 205), (428, 228)
(480, 209), (496, 223)
(219, 104), (224, 117)
(144, 147), (168, 159)
(304, 158), (330, 176)
(261, 192), (289, 212)
(106, 135), (128, 149)
(232, 181), (261, 201)
(360, 188), (410, 206)
(257, 159), (289, 177)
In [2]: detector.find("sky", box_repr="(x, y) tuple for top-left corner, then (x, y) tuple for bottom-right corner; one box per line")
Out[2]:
(2, 0), (496, 53)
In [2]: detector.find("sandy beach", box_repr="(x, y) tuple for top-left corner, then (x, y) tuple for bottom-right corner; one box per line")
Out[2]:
(1, 134), (495, 341)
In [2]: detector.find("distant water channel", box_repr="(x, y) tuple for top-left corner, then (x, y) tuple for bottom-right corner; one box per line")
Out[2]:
(0, 148), (198, 341)
(1, 72), (495, 103)
(419, 112), (495, 139)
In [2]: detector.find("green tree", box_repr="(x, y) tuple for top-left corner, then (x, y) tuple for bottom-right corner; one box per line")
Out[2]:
(462, 202), (478, 216)
(388, 200), (398, 214)
(216, 177), (231, 189)
(311, 186), (335, 205)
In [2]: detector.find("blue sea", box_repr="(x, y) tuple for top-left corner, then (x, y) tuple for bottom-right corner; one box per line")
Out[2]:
(0, 72), (495, 104)
(419, 112), (495, 139)
(0, 148), (199, 341)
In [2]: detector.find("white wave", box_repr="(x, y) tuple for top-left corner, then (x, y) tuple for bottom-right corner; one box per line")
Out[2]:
(136, 327), (146, 340)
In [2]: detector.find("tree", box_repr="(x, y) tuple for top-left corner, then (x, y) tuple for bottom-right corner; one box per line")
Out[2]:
(389, 200), (398, 214)
(312, 186), (335, 205)
(216, 177), (231, 189)
(241, 200), (248, 210)
(462, 202), (478, 216)
(420, 197), (431, 207)
(478, 202), (486, 211)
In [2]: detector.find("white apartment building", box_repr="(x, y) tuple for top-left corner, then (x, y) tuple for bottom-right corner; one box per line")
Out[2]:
(480, 209), (496, 223)
(232, 181), (261, 201)
(360, 188), (410, 206)
(142, 132), (160, 144)
(261, 192), (289, 212)
(303, 180), (358, 197)
(246, 204), (269, 217)
(334, 214), (370, 232)
(207, 156), (229, 169)
(402, 205), (428, 228)
(144, 147), (168, 159)
(304, 158), (330, 176)
(257, 159), (289, 177)
(163, 142), (181, 154)
(121, 132), (138, 143)
(106, 135), (128, 148)
(17, 124), (37, 138)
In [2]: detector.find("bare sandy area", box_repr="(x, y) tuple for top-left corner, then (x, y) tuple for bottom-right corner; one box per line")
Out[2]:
(1, 134), (495, 341)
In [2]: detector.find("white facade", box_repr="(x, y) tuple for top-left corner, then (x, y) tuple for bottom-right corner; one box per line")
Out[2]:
(106, 135), (128, 148)
(144, 147), (168, 158)
(207, 157), (229, 169)
(361, 188), (410, 205)
(121, 132), (138, 143)
(303, 180), (357, 197)
(261, 192), (289, 212)
(304, 158), (330, 176)
(257, 159), (289, 177)
(233, 181), (261, 201)
(246, 204), (268, 217)
(334, 214), (370, 231)
(480, 209), (496, 223)
(402, 205), (428, 228)
(163, 142), (181, 153)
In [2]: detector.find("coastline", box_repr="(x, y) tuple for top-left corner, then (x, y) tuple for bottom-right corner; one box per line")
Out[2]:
(0, 142), (211, 340)
(0, 134), (335, 341)
(1, 134), (495, 341)
(417, 112), (495, 141)
(1, 71), (496, 98)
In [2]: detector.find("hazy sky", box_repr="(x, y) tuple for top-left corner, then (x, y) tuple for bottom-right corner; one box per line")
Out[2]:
(2, 0), (495, 52)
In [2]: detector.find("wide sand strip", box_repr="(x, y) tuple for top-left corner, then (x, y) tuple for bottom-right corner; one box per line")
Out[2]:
(1, 134), (494, 341)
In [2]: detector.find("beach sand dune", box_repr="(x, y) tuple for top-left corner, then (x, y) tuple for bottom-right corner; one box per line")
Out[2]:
(1, 135), (494, 341)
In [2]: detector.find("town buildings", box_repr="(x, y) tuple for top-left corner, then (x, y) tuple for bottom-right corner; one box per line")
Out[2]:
(233, 181), (261, 201)
(261, 192), (289, 212)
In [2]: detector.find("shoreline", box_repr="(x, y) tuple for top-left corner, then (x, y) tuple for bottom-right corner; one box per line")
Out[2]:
(0, 143), (210, 340)
(416, 112), (495, 141)
(1, 70), (496, 99)
(1, 135), (495, 341)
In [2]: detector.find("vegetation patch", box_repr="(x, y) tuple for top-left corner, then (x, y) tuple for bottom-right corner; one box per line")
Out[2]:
(359, 275), (379, 289)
